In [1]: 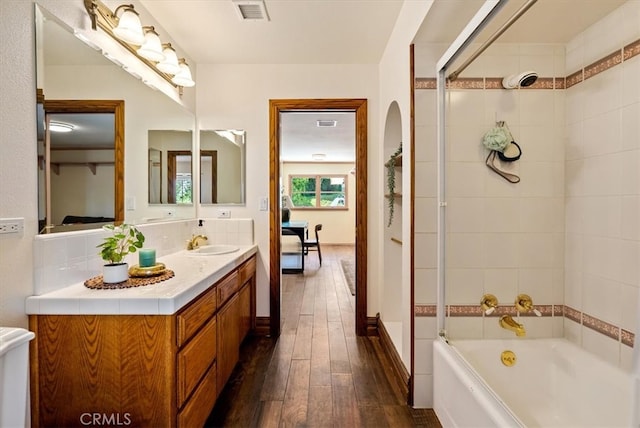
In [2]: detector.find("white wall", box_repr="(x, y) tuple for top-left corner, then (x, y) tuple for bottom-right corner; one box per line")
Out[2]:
(377, 0), (436, 407)
(0, 0), (39, 328)
(195, 63), (380, 316)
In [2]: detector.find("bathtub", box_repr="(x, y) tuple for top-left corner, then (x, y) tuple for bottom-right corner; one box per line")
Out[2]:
(433, 337), (635, 427)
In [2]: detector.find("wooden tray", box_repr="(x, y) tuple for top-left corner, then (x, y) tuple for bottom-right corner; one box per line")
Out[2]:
(84, 269), (174, 289)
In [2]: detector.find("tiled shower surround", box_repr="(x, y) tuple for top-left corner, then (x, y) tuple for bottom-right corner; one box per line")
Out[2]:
(412, 2), (639, 406)
(415, 40), (640, 354)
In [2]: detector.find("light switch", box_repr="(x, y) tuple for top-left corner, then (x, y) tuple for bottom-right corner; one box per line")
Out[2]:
(259, 197), (268, 211)
(126, 196), (136, 210)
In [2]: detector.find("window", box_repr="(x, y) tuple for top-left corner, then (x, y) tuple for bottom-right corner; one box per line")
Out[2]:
(175, 172), (193, 204)
(289, 175), (347, 209)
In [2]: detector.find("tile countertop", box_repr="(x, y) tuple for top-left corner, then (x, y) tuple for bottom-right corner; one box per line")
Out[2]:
(25, 245), (258, 316)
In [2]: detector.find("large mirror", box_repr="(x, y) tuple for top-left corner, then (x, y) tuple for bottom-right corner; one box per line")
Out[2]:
(36, 5), (196, 232)
(199, 130), (246, 205)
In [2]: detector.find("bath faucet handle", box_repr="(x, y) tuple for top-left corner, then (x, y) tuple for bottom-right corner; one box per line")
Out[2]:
(515, 294), (542, 316)
(480, 294), (498, 315)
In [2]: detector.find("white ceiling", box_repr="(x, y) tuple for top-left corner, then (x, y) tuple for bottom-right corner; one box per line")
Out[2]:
(139, 0), (405, 64)
(44, 0), (628, 158)
(280, 111), (355, 162)
(414, 0), (627, 45)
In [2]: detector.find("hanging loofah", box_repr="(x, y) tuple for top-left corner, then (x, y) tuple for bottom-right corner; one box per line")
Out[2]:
(482, 125), (511, 152)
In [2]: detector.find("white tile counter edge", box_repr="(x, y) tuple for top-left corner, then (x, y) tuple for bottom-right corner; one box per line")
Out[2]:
(26, 245), (258, 315)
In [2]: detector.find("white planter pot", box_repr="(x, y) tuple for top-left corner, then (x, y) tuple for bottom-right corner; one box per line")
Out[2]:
(103, 263), (129, 284)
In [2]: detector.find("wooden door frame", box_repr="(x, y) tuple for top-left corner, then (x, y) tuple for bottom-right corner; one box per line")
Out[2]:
(167, 150), (192, 204)
(200, 150), (218, 203)
(269, 99), (368, 337)
(42, 99), (124, 226)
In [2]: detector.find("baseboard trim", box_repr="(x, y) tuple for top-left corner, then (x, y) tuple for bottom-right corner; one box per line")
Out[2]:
(255, 316), (271, 336)
(366, 316), (379, 336)
(376, 315), (410, 402)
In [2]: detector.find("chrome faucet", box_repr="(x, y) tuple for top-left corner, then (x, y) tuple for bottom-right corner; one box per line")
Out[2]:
(187, 234), (208, 250)
(499, 314), (526, 337)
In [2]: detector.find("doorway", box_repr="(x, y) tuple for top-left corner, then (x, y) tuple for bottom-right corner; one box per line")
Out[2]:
(269, 99), (368, 337)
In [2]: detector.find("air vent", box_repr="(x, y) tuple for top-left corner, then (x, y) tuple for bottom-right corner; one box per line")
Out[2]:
(317, 120), (337, 128)
(232, 0), (270, 21)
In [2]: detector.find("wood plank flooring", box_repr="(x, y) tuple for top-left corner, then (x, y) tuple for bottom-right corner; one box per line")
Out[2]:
(205, 245), (441, 427)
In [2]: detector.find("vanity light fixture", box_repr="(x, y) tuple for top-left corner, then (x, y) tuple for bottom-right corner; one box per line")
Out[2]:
(83, 0), (195, 92)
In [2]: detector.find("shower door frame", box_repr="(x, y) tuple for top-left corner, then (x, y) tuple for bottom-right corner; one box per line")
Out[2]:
(434, 0), (507, 337)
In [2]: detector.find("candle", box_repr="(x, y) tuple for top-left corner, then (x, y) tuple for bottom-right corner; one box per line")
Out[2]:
(138, 249), (156, 268)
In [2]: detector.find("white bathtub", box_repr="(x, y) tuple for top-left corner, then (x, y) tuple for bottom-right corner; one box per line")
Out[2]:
(434, 337), (635, 427)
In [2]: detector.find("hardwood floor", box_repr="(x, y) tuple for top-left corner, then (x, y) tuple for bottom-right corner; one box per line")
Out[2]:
(206, 245), (441, 427)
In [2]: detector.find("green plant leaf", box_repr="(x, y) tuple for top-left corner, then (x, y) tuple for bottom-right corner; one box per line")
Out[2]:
(97, 223), (146, 264)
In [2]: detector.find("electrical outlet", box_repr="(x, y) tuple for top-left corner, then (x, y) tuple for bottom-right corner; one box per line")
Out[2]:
(217, 209), (231, 218)
(0, 218), (24, 238)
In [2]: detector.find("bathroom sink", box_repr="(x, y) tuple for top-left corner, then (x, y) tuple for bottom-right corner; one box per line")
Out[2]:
(189, 244), (239, 256)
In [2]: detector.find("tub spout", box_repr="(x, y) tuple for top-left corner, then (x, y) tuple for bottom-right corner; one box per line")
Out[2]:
(500, 315), (526, 337)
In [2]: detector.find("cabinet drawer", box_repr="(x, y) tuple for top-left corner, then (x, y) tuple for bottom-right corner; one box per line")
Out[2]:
(239, 256), (256, 285)
(217, 271), (239, 307)
(176, 285), (217, 347)
(177, 316), (217, 408)
(177, 361), (217, 428)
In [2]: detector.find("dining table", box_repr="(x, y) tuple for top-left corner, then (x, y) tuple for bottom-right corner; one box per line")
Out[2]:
(281, 220), (308, 273)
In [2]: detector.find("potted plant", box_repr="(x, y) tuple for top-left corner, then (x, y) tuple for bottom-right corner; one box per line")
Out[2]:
(386, 143), (402, 227)
(97, 224), (145, 283)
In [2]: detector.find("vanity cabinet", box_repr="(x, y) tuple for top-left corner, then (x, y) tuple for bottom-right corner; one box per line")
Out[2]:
(217, 254), (255, 392)
(29, 255), (256, 428)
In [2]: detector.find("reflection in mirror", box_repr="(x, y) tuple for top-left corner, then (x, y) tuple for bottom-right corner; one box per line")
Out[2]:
(148, 148), (162, 203)
(148, 130), (193, 205)
(38, 99), (124, 233)
(36, 4), (196, 230)
(200, 130), (246, 205)
(49, 112), (115, 224)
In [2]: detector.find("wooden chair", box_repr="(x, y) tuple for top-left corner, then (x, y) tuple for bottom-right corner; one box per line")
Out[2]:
(303, 224), (322, 266)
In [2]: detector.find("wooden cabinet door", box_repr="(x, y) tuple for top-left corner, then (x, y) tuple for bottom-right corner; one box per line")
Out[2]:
(238, 282), (251, 342)
(216, 293), (240, 392)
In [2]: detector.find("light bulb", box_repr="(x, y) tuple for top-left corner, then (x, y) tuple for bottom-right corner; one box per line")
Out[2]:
(113, 6), (144, 45)
(137, 27), (165, 62)
(171, 59), (195, 87)
(157, 44), (180, 74)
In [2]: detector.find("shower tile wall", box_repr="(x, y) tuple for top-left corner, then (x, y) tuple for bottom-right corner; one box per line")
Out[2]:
(564, 0), (640, 368)
(444, 42), (566, 341)
(412, 0), (639, 407)
(412, 43), (445, 408)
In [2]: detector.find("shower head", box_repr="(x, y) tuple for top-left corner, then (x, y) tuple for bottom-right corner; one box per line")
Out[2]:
(502, 71), (538, 89)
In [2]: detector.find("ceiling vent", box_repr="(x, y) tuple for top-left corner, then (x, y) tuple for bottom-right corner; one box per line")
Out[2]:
(232, 0), (270, 21)
(317, 120), (337, 128)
